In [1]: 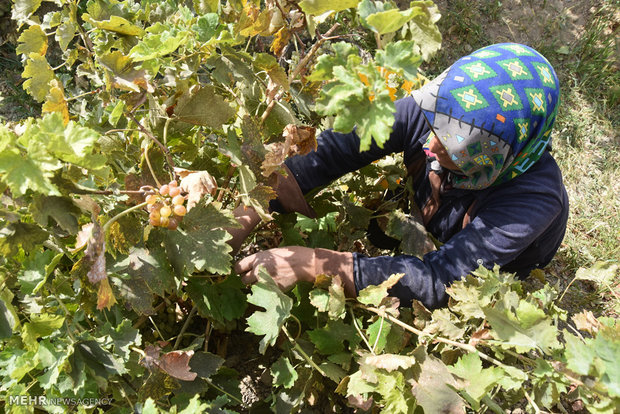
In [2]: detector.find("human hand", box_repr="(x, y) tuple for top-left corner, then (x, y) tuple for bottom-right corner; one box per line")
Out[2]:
(234, 247), (355, 295)
(225, 205), (262, 254)
(234, 246), (316, 292)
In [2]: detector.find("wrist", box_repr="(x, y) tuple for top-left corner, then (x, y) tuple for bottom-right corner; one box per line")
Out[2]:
(314, 248), (355, 297)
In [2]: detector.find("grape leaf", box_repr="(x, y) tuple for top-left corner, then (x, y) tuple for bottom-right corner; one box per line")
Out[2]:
(42, 79), (70, 125)
(483, 302), (561, 353)
(411, 346), (464, 414)
(307, 42), (360, 82)
(173, 85), (236, 129)
(0, 222), (48, 257)
(18, 249), (57, 295)
(308, 319), (359, 355)
(363, 4), (421, 35)
(448, 353), (504, 405)
(99, 320), (141, 361)
(56, 17), (78, 51)
(375, 41), (421, 81)
(16, 25), (48, 56)
(366, 318), (391, 353)
(193, 13), (220, 42)
(22, 53), (55, 102)
(358, 273), (403, 306)
(245, 266), (293, 354)
(165, 202), (235, 275)
(0, 297), (16, 339)
(130, 24), (187, 61)
(21, 314), (65, 351)
(99, 51), (152, 93)
(316, 64), (395, 151)
(83, 14), (145, 36)
(111, 247), (175, 298)
(30, 195), (80, 234)
(193, 0), (219, 14)
(271, 356), (298, 389)
(405, 1), (442, 61)
(97, 278), (117, 310)
(299, 0), (360, 15)
(0, 148), (60, 197)
(12, 0), (43, 26)
(186, 276), (247, 327)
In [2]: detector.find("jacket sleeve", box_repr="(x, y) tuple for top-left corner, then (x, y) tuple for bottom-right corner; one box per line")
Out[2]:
(354, 169), (566, 309)
(284, 97), (429, 194)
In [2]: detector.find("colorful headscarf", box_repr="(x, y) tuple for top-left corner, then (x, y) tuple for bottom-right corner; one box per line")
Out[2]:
(411, 43), (560, 189)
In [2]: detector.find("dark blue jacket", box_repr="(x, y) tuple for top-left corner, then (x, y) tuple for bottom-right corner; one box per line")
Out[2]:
(284, 97), (569, 309)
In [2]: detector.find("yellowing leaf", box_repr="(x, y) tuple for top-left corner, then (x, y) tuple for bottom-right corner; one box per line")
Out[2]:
(97, 278), (117, 310)
(129, 24), (187, 62)
(299, 0), (360, 15)
(42, 80), (70, 125)
(83, 14), (145, 36)
(270, 27), (291, 57)
(16, 25), (48, 56)
(12, 0), (43, 26)
(99, 51), (153, 93)
(358, 273), (404, 306)
(361, 353), (416, 372)
(238, 4), (272, 37)
(172, 85), (235, 129)
(22, 54), (55, 102)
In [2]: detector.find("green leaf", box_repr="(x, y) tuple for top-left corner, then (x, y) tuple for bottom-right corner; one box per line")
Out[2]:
(37, 340), (72, 390)
(316, 64), (395, 151)
(111, 247), (176, 298)
(271, 356), (298, 389)
(309, 288), (329, 312)
(0, 148), (60, 196)
(365, 7), (419, 35)
(375, 41), (421, 80)
(358, 273), (404, 306)
(130, 24), (187, 61)
(22, 53), (55, 102)
(405, 1), (442, 61)
(12, 0), (43, 26)
(21, 314), (65, 351)
(299, 0), (360, 15)
(564, 332), (595, 376)
(575, 262), (619, 286)
(483, 302), (561, 353)
(0, 298), (16, 339)
(186, 276), (247, 327)
(0, 222), (48, 257)
(99, 51), (151, 93)
(83, 13), (145, 36)
(18, 249), (56, 295)
(56, 18), (78, 51)
(164, 203), (235, 275)
(30, 195), (81, 234)
(16, 25), (48, 56)
(448, 353), (504, 404)
(174, 85), (236, 129)
(193, 13), (220, 42)
(411, 346), (464, 414)
(75, 340), (126, 377)
(308, 320), (359, 355)
(99, 320), (141, 361)
(194, 0), (219, 13)
(308, 42), (359, 82)
(245, 266), (293, 354)
(188, 351), (225, 379)
(367, 319), (391, 353)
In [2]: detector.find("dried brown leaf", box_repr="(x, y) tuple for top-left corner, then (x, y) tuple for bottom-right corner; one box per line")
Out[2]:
(97, 277), (117, 310)
(572, 310), (600, 334)
(140, 344), (198, 381)
(177, 168), (218, 210)
(84, 222), (106, 284)
(71, 223), (95, 253)
(362, 353), (416, 372)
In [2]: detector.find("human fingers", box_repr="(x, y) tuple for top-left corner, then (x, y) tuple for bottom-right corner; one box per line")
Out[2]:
(234, 253), (257, 275)
(240, 269), (258, 285)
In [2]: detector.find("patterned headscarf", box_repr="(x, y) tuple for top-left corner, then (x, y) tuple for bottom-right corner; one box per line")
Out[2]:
(411, 43), (560, 189)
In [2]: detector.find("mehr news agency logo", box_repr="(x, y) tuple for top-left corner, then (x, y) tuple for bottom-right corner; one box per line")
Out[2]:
(7, 395), (113, 407)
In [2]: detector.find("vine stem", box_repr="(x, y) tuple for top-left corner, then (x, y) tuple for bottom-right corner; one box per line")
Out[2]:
(143, 145), (162, 188)
(288, 23), (340, 84)
(128, 112), (175, 175)
(349, 308), (374, 354)
(102, 202), (148, 234)
(173, 305), (197, 350)
(371, 313), (385, 354)
(205, 378), (244, 406)
(282, 325), (327, 377)
(357, 304), (513, 370)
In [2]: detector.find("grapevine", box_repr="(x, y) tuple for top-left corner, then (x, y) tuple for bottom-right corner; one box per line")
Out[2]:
(0, 0), (617, 413)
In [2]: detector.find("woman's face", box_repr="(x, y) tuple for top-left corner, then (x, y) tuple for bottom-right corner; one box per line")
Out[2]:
(428, 135), (461, 173)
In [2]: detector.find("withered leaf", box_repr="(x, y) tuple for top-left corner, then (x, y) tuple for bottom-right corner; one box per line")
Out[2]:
(176, 168), (218, 210)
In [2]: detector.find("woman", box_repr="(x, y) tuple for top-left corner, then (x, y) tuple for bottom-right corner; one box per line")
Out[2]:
(231, 43), (569, 310)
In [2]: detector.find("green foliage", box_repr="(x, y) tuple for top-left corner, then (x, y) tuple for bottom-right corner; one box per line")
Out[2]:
(1, 0), (617, 412)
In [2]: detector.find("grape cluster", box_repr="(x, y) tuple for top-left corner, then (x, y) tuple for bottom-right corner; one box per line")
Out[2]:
(145, 180), (187, 230)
